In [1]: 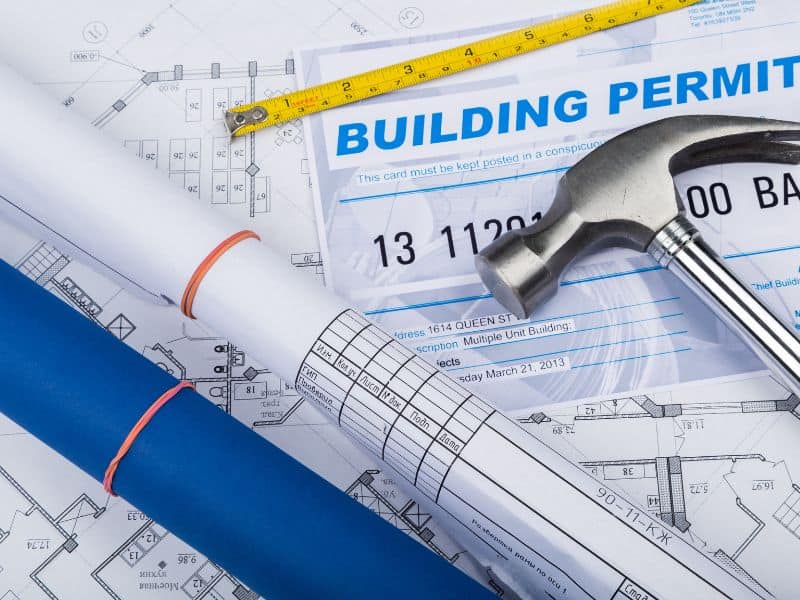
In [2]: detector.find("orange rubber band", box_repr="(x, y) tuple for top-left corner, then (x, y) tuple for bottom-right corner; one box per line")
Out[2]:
(103, 380), (195, 496)
(180, 230), (260, 319)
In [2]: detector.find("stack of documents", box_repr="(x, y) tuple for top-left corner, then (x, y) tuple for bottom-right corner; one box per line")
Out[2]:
(0, 0), (797, 598)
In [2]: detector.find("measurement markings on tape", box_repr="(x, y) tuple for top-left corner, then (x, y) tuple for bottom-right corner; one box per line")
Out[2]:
(225, 0), (700, 136)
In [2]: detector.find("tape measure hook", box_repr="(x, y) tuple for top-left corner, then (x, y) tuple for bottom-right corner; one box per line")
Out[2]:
(224, 0), (700, 137)
(224, 106), (268, 135)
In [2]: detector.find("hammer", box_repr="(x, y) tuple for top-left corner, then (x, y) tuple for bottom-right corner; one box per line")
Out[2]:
(475, 115), (800, 397)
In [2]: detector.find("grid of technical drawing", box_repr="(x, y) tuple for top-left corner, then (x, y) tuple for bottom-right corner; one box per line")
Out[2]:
(296, 310), (495, 501)
(17, 242), (70, 284)
(773, 487), (800, 539)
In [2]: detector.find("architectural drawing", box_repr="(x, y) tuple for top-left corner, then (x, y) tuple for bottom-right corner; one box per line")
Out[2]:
(100, 59), (299, 219)
(347, 470), (515, 598)
(516, 375), (800, 599)
(346, 470), (463, 564)
(14, 243), (304, 430)
(0, 419), (473, 600)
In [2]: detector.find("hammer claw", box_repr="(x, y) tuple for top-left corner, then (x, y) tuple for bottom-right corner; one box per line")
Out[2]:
(671, 140), (800, 175)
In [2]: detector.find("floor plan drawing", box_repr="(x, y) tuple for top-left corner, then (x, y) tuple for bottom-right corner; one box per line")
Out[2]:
(346, 469), (464, 564)
(0, 459), (102, 599)
(91, 519), (259, 600)
(515, 374), (800, 599)
(142, 335), (304, 427)
(345, 470), (515, 598)
(0, 422), (263, 600)
(99, 59), (300, 221)
(0, 415), (479, 600)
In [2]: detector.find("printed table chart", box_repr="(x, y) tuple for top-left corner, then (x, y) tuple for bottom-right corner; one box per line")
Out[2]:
(296, 310), (495, 501)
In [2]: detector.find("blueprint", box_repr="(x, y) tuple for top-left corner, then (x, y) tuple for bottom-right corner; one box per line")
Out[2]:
(0, 0), (797, 598)
(514, 372), (800, 599)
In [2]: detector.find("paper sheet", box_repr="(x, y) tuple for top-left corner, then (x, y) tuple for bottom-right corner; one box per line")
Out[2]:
(515, 372), (800, 599)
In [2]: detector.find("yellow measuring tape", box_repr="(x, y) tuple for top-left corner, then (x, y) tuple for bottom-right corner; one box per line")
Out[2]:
(225, 0), (699, 136)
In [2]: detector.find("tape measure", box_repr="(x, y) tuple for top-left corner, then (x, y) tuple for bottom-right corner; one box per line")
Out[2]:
(225, 0), (699, 136)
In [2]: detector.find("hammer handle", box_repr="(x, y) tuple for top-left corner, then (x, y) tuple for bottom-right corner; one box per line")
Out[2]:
(651, 216), (800, 400)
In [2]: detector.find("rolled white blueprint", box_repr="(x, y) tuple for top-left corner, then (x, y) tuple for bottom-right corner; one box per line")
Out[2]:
(0, 61), (760, 599)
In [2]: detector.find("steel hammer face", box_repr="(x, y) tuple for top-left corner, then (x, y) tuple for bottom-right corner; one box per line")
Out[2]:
(475, 115), (800, 396)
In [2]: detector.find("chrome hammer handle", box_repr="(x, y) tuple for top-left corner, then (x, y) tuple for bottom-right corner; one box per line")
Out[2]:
(649, 216), (800, 397)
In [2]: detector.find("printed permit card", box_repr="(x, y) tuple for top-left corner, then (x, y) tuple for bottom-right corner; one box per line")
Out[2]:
(297, 2), (800, 411)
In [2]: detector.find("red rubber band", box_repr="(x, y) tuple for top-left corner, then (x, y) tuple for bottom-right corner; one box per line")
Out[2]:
(103, 380), (195, 496)
(180, 230), (260, 319)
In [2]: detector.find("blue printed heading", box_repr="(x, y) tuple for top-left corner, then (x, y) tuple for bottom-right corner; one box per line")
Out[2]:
(335, 55), (800, 157)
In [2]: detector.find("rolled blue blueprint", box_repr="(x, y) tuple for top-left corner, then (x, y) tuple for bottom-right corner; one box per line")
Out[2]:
(0, 259), (491, 600)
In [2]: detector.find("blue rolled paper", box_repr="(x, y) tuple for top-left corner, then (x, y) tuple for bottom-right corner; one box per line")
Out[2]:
(0, 259), (492, 600)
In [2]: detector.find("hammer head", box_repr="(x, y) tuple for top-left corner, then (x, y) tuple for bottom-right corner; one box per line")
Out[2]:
(476, 115), (800, 319)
